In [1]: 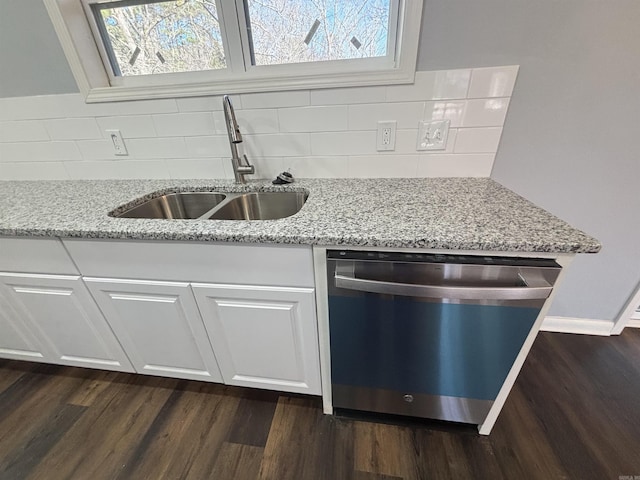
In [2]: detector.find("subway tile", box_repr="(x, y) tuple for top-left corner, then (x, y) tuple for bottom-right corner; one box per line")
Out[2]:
(185, 136), (230, 157)
(387, 69), (471, 102)
(461, 98), (510, 127)
(44, 118), (101, 140)
(240, 91), (310, 109)
(64, 160), (171, 179)
(468, 65), (519, 99)
(0, 121), (50, 142)
(310, 86), (386, 106)
(0, 141), (81, 162)
(236, 109), (280, 134)
(126, 137), (188, 159)
(245, 157), (285, 180)
(96, 116), (157, 139)
(423, 101), (466, 128)
(278, 106), (348, 133)
(418, 128), (458, 154)
(0, 162), (69, 180)
(76, 139), (121, 160)
(243, 134), (310, 157)
(176, 95), (232, 112)
(152, 112), (215, 137)
(348, 103), (425, 130)
(0, 94), (178, 121)
(416, 153), (495, 177)
(164, 158), (229, 179)
(347, 155), (418, 178)
(454, 127), (503, 153)
(285, 156), (348, 178)
(310, 131), (377, 156)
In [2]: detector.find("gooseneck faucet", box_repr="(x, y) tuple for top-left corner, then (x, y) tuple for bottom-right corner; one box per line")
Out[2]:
(223, 95), (254, 183)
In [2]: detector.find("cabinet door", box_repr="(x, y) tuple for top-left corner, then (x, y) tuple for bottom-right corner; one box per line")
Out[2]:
(192, 283), (321, 395)
(84, 278), (222, 383)
(0, 287), (50, 363)
(0, 273), (133, 372)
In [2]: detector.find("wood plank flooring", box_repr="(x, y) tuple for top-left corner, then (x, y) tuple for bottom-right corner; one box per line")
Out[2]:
(1, 329), (639, 480)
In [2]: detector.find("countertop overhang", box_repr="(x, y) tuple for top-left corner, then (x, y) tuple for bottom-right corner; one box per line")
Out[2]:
(0, 178), (601, 253)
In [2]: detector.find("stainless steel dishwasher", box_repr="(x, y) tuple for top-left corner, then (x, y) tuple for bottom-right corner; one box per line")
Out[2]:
(327, 250), (561, 425)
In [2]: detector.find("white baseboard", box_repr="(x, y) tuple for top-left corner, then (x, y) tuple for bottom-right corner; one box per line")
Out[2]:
(541, 316), (614, 336)
(627, 319), (640, 328)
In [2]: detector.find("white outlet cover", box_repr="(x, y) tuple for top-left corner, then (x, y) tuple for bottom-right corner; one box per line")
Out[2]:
(417, 120), (450, 151)
(376, 121), (397, 151)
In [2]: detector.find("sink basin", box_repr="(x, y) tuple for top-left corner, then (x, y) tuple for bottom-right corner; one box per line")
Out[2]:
(113, 190), (307, 220)
(116, 192), (227, 219)
(208, 192), (308, 220)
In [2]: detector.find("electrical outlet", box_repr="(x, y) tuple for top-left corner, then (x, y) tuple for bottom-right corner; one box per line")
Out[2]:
(106, 129), (128, 156)
(376, 121), (396, 151)
(417, 120), (450, 151)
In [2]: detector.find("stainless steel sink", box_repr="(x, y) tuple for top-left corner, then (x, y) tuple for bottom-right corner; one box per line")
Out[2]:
(116, 192), (227, 219)
(113, 190), (307, 220)
(208, 192), (308, 220)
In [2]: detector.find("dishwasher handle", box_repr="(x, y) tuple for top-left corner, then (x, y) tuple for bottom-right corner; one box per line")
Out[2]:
(334, 265), (553, 301)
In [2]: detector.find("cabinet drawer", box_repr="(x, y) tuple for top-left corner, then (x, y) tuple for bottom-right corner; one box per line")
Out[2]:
(0, 237), (78, 275)
(64, 239), (314, 287)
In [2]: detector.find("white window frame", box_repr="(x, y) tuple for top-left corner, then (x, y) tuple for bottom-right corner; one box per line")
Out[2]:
(43, 0), (424, 103)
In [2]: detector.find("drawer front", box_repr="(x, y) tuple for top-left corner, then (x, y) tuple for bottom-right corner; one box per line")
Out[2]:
(0, 237), (78, 275)
(63, 239), (314, 287)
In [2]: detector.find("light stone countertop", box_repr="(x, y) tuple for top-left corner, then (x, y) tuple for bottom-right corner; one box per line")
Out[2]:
(0, 177), (600, 253)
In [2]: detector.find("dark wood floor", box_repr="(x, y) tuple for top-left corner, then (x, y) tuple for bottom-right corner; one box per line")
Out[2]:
(1, 329), (639, 480)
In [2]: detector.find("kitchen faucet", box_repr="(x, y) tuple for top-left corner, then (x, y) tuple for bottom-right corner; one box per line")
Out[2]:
(223, 95), (254, 183)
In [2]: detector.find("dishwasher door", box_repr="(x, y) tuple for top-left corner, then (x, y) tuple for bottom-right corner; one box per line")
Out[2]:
(327, 251), (561, 425)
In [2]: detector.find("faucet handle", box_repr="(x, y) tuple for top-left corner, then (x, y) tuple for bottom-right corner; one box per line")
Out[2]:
(237, 154), (255, 175)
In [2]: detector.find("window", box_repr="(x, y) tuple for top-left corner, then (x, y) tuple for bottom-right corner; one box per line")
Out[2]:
(44, 0), (423, 102)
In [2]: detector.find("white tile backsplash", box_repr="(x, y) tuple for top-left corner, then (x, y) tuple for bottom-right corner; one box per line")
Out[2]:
(152, 112), (215, 137)
(310, 86), (386, 106)
(185, 135), (230, 157)
(0, 161), (69, 180)
(310, 131), (377, 156)
(462, 98), (510, 127)
(454, 127), (503, 153)
(348, 155), (418, 178)
(348, 103), (425, 131)
(241, 91), (310, 109)
(416, 153), (495, 177)
(387, 69), (471, 102)
(279, 106), (348, 133)
(0, 121), (49, 142)
(0, 65), (517, 180)
(96, 115), (157, 139)
(285, 156), (348, 178)
(243, 133), (311, 157)
(164, 158), (229, 179)
(44, 118), (101, 140)
(0, 141), (81, 162)
(423, 101), (466, 128)
(237, 109), (280, 134)
(126, 137), (188, 159)
(468, 66), (519, 99)
(64, 159), (171, 179)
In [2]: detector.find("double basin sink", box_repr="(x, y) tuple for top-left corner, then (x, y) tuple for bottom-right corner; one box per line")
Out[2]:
(112, 191), (307, 221)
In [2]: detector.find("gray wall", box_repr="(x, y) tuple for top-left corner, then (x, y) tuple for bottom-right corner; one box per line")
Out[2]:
(0, 1), (76, 97)
(419, 0), (640, 321)
(2, 0), (638, 322)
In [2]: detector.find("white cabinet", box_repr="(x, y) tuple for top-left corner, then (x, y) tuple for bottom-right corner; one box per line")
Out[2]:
(84, 277), (223, 383)
(0, 288), (49, 362)
(0, 273), (133, 372)
(192, 283), (321, 395)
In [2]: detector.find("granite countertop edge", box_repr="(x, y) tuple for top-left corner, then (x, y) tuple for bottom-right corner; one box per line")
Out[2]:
(0, 177), (602, 254)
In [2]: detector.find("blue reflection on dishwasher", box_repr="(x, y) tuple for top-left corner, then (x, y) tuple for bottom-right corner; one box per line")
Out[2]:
(329, 295), (538, 401)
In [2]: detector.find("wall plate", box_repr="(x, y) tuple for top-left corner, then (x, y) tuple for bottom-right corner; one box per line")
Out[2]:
(417, 120), (450, 151)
